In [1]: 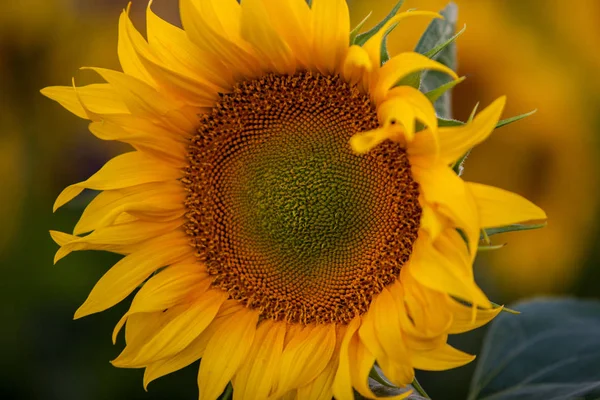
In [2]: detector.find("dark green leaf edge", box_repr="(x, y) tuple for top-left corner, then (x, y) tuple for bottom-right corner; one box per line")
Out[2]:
(485, 222), (548, 237)
(425, 76), (465, 104)
(349, 11), (372, 45)
(353, 0), (405, 46)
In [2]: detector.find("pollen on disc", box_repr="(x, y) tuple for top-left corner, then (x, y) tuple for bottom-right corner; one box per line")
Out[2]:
(183, 72), (421, 325)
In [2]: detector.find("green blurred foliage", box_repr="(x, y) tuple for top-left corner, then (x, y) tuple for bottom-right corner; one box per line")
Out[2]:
(0, 1), (598, 399)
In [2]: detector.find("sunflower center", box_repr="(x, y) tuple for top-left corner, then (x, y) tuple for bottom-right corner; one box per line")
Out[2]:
(184, 72), (421, 325)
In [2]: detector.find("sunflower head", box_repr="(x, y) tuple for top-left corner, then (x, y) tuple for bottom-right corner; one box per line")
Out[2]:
(43, 1), (546, 399)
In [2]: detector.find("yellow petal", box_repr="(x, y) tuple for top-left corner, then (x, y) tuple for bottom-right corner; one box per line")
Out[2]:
(275, 323), (337, 396)
(392, 276), (452, 342)
(53, 151), (181, 212)
(232, 320), (286, 400)
(263, 0), (313, 69)
(74, 232), (190, 319)
(85, 67), (195, 133)
(419, 203), (446, 242)
(311, 0), (350, 74)
(296, 326), (344, 400)
(373, 52), (458, 105)
(348, 334), (376, 399)
(41, 84), (128, 119)
(179, 0), (261, 79)
(409, 97), (506, 165)
(332, 318), (361, 400)
(118, 8), (157, 87)
(113, 289), (227, 367)
(241, 0), (295, 75)
(446, 297), (502, 334)
(89, 120), (188, 166)
(73, 182), (185, 235)
(349, 126), (403, 154)
(190, 0), (242, 40)
(466, 182), (547, 228)
(197, 309), (259, 400)
(343, 45), (372, 87)
(112, 262), (208, 343)
(146, 2), (231, 90)
(143, 302), (247, 389)
(412, 165), (479, 259)
(408, 234), (490, 308)
(121, 10), (219, 108)
(363, 11), (442, 68)
(410, 343), (475, 371)
(384, 86), (439, 137)
(54, 218), (183, 263)
(372, 288), (414, 387)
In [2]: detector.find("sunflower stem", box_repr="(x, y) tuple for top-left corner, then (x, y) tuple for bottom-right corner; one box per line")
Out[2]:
(412, 378), (432, 399)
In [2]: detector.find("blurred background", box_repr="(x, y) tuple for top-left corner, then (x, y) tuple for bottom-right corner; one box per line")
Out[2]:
(1, 0), (598, 399)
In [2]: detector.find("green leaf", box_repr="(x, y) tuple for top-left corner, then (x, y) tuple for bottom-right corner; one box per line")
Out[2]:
(380, 23), (398, 65)
(490, 301), (520, 315)
(425, 76), (465, 104)
(353, 0), (405, 46)
(495, 109), (537, 129)
(478, 243), (506, 251)
(468, 298), (600, 400)
(349, 11), (372, 45)
(418, 3), (459, 119)
(485, 222), (547, 236)
(423, 23), (466, 59)
(438, 117), (464, 127)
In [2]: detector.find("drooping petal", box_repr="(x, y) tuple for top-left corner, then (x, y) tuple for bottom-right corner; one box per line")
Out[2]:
(372, 52), (458, 104)
(467, 182), (547, 228)
(408, 234), (490, 308)
(446, 297), (503, 334)
(412, 165), (480, 258)
(410, 343), (475, 371)
(349, 126), (403, 154)
(197, 309), (259, 400)
(409, 97), (506, 165)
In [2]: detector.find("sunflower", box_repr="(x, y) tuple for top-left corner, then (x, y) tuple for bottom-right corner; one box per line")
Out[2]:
(43, 1), (546, 399)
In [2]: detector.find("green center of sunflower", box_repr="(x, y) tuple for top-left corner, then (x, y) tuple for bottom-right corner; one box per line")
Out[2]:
(184, 72), (421, 325)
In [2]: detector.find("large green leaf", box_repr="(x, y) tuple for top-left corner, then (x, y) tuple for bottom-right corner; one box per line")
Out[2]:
(468, 298), (600, 400)
(417, 3), (458, 119)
